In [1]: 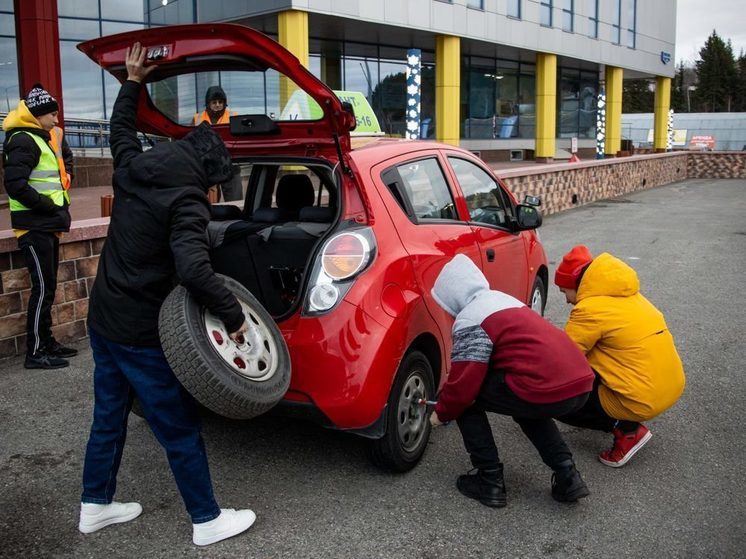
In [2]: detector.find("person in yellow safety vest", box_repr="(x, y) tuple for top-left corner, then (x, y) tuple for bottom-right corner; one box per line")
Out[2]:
(2, 83), (77, 369)
(192, 86), (242, 201)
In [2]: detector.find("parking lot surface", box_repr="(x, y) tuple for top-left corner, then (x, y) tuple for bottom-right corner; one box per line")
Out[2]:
(1, 178), (744, 558)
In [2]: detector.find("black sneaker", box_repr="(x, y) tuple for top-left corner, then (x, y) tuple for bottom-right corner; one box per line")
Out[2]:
(551, 463), (590, 503)
(24, 351), (69, 370)
(456, 466), (507, 508)
(46, 339), (78, 358)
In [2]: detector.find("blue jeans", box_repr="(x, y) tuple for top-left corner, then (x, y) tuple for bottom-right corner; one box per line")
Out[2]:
(81, 328), (220, 523)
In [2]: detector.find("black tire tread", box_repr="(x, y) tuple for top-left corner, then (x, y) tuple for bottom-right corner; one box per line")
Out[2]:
(368, 350), (434, 473)
(159, 275), (291, 420)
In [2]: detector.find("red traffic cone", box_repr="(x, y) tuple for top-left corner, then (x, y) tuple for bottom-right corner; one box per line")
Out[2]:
(568, 153), (581, 163)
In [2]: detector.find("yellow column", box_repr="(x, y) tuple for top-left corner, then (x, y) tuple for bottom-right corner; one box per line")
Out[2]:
(654, 77), (671, 152)
(535, 53), (557, 162)
(435, 35), (460, 146)
(604, 66), (623, 156)
(278, 10), (309, 109)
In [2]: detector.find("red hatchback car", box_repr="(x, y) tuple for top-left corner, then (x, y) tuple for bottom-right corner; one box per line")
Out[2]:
(80, 24), (548, 471)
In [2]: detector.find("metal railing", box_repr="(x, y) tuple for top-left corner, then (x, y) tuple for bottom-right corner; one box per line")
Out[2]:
(0, 113), (165, 157)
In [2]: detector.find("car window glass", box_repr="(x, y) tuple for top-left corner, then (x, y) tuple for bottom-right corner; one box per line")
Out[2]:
(448, 157), (509, 228)
(145, 69), (323, 127)
(394, 158), (457, 221)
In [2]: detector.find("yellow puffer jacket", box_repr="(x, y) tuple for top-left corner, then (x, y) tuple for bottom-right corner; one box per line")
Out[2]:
(564, 253), (685, 421)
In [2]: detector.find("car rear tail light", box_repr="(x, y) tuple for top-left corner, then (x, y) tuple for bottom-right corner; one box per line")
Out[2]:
(305, 227), (376, 315)
(322, 232), (371, 280)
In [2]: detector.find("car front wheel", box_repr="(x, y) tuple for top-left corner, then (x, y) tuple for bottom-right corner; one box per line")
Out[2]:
(529, 275), (546, 316)
(368, 350), (434, 472)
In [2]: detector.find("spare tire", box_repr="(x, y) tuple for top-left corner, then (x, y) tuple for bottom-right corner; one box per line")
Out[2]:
(158, 274), (291, 419)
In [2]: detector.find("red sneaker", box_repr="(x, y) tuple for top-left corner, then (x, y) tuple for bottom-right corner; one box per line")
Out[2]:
(598, 425), (652, 468)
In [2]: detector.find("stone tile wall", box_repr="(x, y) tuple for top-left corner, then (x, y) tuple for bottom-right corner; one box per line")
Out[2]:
(0, 220), (107, 356)
(687, 152), (746, 179)
(500, 152), (690, 216)
(0, 152), (744, 358)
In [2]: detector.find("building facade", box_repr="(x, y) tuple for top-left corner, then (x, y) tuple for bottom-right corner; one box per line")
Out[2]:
(2, 0), (677, 159)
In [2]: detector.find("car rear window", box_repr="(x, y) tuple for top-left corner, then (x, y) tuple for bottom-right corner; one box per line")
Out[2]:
(382, 158), (457, 221)
(145, 68), (324, 127)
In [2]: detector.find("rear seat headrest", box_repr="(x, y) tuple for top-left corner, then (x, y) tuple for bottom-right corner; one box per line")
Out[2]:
(276, 174), (315, 213)
(298, 206), (334, 223)
(210, 205), (243, 221)
(253, 207), (286, 223)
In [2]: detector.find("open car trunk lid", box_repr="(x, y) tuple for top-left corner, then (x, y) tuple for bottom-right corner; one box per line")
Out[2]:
(78, 23), (355, 159)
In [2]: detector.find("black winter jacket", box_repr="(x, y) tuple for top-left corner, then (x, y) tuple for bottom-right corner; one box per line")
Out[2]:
(87, 80), (244, 346)
(3, 127), (73, 232)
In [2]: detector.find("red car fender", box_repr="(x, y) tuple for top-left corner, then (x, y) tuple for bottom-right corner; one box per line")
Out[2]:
(282, 292), (442, 429)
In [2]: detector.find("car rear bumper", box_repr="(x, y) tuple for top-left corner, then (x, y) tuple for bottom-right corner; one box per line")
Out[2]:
(278, 299), (404, 429)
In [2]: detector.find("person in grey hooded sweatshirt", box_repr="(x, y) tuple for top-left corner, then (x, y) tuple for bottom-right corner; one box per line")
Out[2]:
(429, 254), (594, 507)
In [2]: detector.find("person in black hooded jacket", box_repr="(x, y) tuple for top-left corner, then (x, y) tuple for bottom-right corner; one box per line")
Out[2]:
(79, 43), (256, 547)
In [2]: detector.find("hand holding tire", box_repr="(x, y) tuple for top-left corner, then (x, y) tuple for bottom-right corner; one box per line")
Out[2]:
(229, 321), (248, 344)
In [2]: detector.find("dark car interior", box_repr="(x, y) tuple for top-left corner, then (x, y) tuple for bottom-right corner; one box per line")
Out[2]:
(208, 162), (338, 317)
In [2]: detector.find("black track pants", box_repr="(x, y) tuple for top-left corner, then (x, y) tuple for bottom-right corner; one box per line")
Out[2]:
(18, 231), (60, 356)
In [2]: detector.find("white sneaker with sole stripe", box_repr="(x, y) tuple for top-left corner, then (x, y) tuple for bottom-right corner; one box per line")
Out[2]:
(78, 501), (143, 534)
(193, 508), (256, 546)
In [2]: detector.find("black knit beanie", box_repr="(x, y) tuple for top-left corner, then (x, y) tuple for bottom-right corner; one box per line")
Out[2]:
(25, 83), (59, 118)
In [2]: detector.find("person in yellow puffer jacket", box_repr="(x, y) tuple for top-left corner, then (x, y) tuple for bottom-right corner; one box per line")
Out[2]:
(2, 84), (77, 369)
(554, 245), (685, 468)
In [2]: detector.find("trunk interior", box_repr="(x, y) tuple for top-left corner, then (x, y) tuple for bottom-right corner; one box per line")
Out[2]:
(208, 160), (338, 318)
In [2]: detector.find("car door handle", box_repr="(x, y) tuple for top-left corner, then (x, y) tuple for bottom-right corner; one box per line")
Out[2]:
(486, 248), (495, 262)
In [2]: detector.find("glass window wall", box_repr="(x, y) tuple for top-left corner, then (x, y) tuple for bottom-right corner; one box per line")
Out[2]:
(557, 68), (598, 138)
(540, 1), (553, 27)
(507, 0), (521, 18)
(562, 0), (573, 33)
(462, 57), (537, 140)
(627, 0), (637, 48)
(613, 0), (622, 44)
(0, 4), (17, 116)
(588, 0), (598, 38)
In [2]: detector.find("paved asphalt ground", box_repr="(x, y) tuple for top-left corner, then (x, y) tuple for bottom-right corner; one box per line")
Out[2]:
(1, 178), (744, 558)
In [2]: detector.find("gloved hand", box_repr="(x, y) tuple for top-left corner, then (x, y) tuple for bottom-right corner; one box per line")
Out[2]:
(430, 411), (444, 427)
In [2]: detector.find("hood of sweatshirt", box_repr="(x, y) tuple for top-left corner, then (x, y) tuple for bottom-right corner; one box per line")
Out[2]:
(126, 123), (233, 193)
(2, 100), (43, 131)
(577, 252), (640, 301)
(431, 254), (490, 317)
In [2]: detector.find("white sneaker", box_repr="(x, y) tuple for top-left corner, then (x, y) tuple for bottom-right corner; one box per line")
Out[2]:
(78, 501), (143, 534)
(192, 508), (256, 546)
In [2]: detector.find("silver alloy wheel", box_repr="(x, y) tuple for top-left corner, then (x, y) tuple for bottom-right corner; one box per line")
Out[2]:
(203, 300), (279, 382)
(530, 284), (544, 314)
(396, 371), (428, 453)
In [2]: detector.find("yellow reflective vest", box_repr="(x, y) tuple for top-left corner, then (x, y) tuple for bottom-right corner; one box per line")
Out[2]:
(8, 129), (70, 212)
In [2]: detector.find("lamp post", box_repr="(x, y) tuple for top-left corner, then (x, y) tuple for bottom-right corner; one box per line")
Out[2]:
(686, 85), (697, 112)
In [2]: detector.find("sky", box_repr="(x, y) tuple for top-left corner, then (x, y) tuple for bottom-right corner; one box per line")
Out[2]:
(676, 0), (746, 64)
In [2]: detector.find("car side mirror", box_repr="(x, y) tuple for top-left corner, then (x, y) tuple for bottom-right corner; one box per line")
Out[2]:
(515, 204), (542, 230)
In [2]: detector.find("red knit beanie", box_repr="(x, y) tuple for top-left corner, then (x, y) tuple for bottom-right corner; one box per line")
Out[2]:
(554, 245), (593, 290)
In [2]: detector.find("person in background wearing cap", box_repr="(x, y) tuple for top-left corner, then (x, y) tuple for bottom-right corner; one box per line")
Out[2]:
(2, 83), (77, 369)
(192, 85), (242, 201)
(428, 254), (595, 508)
(554, 245), (686, 467)
(78, 43), (255, 547)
